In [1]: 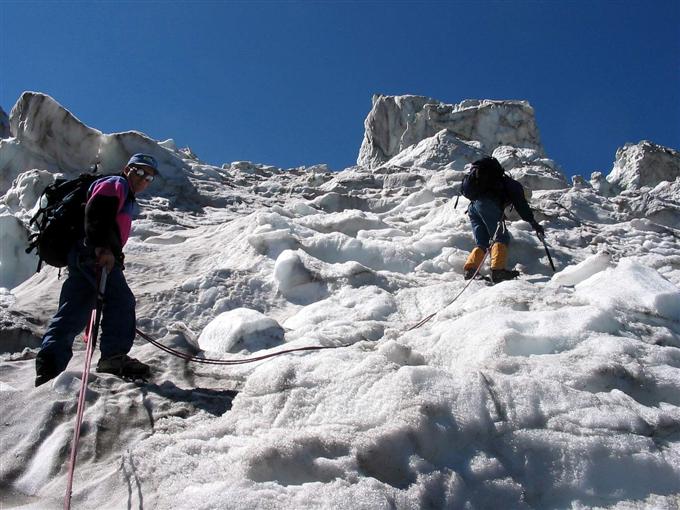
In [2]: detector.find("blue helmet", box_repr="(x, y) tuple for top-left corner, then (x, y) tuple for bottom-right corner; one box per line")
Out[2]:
(127, 153), (159, 174)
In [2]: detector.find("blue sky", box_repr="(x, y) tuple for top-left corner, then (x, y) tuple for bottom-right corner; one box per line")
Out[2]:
(1, 1), (678, 178)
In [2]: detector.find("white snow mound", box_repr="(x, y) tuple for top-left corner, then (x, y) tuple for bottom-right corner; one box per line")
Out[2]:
(575, 258), (680, 319)
(550, 251), (612, 287)
(198, 308), (285, 353)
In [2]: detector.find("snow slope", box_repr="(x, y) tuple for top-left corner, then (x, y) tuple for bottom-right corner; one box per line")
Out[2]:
(1, 92), (679, 509)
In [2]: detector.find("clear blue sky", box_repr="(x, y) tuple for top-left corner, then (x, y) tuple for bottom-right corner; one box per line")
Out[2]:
(1, 1), (678, 178)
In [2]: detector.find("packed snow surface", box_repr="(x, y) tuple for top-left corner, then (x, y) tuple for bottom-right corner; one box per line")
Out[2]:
(1, 92), (680, 509)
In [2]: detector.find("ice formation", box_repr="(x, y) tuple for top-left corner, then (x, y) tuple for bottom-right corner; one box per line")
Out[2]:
(0, 106), (9, 139)
(1, 92), (679, 509)
(607, 141), (680, 193)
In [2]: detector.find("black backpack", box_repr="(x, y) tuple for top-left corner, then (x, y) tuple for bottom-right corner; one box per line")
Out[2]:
(460, 157), (506, 201)
(26, 173), (104, 271)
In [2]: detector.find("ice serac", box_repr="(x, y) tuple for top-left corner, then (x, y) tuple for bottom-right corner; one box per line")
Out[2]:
(357, 94), (545, 170)
(0, 106), (10, 138)
(0, 92), (194, 199)
(617, 179), (680, 228)
(493, 145), (569, 190)
(0, 214), (35, 288)
(589, 171), (616, 196)
(0, 170), (57, 288)
(607, 140), (680, 193)
(384, 129), (487, 172)
(358, 95), (440, 169)
(8, 92), (103, 179)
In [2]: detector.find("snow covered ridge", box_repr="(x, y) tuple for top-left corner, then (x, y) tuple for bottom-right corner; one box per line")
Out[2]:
(1, 92), (680, 509)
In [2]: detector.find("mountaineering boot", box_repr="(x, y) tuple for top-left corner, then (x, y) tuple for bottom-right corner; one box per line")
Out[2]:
(35, 372), (56, 387)
(463, 247), (486, 280)
(491, 268), (520, 283)
(35, 368), (60, 387)
(35, 353), (61, 387)
(490, 242), (509, 271)
(490, 242), (519, 283)
(97, 354), (150, 378)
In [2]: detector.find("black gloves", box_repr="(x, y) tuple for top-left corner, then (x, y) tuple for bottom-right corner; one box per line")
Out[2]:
(531, 221), (545, 237)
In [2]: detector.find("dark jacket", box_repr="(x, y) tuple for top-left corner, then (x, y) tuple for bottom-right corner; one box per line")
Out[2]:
(84, 175), (138, 260)
(500, 176), (536, 224)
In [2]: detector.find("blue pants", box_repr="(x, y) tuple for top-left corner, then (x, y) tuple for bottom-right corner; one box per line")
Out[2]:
(37, 243), (136, 375)
(468, 198), (510, 249)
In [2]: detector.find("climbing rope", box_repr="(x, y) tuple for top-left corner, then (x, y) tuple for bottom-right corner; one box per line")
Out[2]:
(406, 246), (491, 331)
(135, 327), (349, 365)
(407, 220), (507, 331)
(65, 268), (107, 510)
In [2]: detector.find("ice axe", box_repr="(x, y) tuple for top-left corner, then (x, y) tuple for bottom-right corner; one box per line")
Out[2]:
(537, 231), (556, 272)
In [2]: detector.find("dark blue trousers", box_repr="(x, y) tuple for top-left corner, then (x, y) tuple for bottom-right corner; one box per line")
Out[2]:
(468, 198), (510, 249)
(37, 243), (136, 374)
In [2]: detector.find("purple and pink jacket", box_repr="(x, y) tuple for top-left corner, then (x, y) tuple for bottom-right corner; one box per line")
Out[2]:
(84, 175), (138, 260)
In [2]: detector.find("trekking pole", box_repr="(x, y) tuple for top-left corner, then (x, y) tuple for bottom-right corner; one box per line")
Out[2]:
(537, 232), (556, 272)
(64, 267), (107, 510)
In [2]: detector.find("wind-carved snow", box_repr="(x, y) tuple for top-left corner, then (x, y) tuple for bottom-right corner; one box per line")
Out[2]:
(0, 92), (680, 509)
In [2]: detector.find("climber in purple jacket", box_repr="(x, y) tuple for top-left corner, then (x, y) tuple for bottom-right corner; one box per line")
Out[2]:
(35, 154), (159, 386)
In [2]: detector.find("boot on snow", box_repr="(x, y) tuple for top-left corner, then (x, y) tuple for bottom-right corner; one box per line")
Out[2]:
(97, 354), (150, 378)
(491, 268), (520, 283)
(35, 354), (61, 387)
(463, 247), (486, 281)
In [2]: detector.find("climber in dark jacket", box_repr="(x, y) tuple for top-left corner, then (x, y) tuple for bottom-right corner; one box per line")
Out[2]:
(462, 157), (544, 283)
(35, 153), (159, 386)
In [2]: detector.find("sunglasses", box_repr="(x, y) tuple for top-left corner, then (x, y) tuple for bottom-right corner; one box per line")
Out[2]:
(131, 167), (155, 182)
